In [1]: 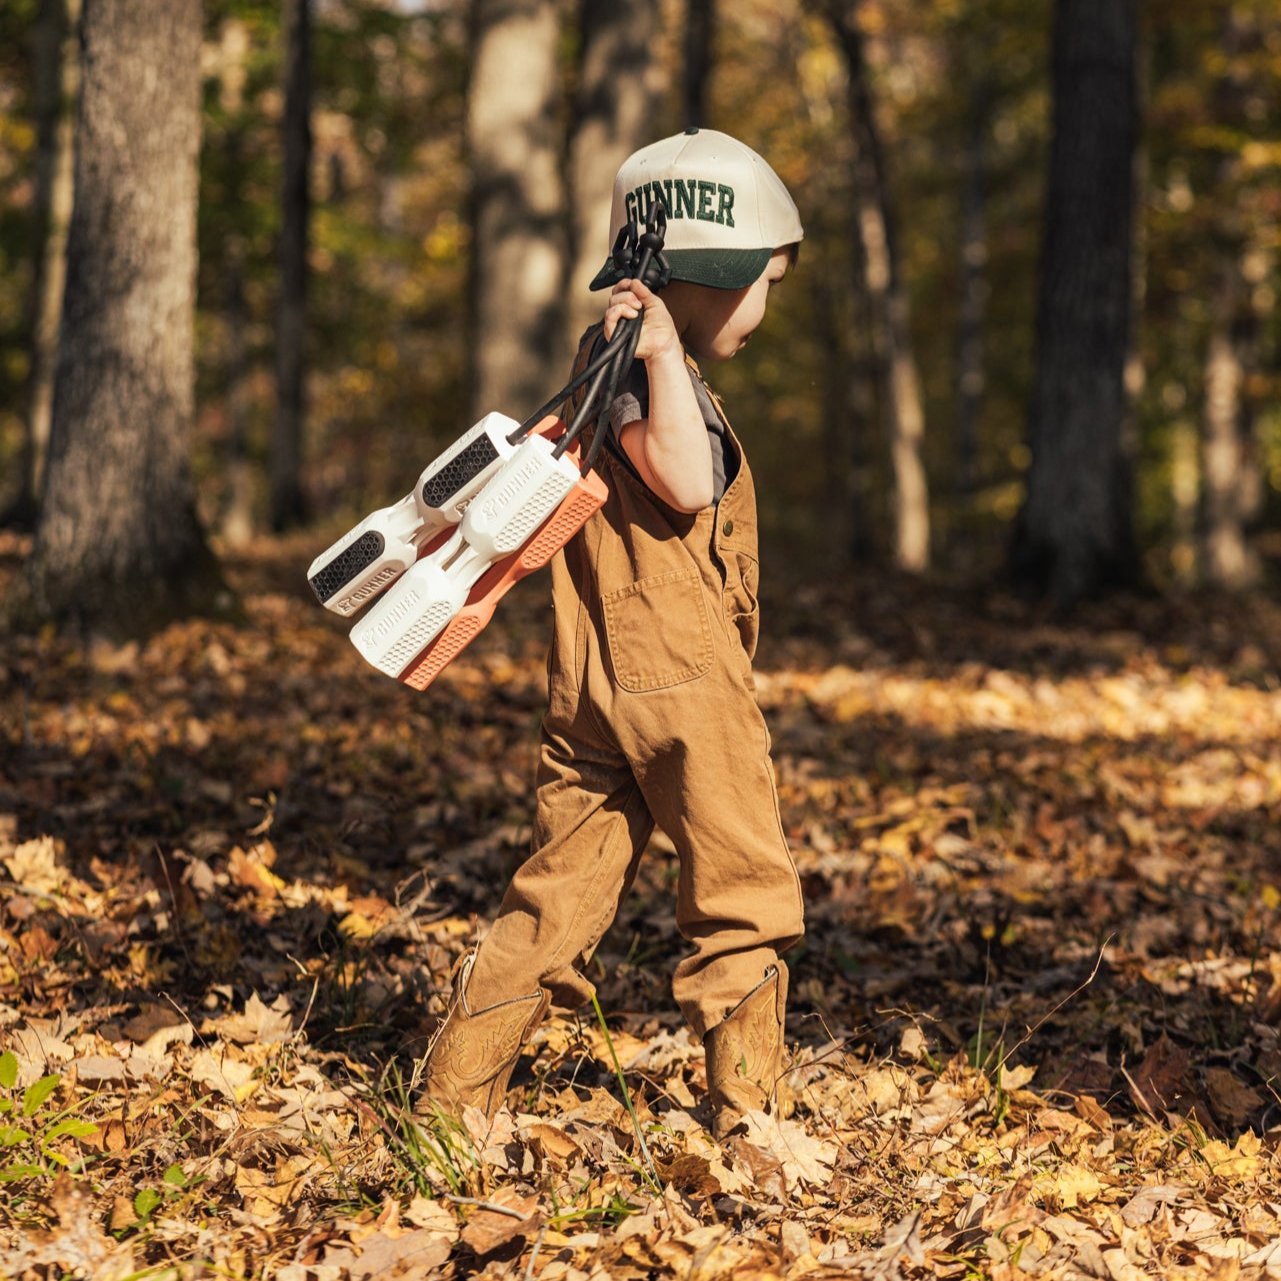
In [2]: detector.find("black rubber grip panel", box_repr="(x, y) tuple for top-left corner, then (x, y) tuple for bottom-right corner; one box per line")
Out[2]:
(421, 434), (500, 510)
(309, 529), (385, 602)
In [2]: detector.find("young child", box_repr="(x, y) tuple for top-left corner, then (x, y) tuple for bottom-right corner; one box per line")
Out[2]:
(417, 129), (806, 1140)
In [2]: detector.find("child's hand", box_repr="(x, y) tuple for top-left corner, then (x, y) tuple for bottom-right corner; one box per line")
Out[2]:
(603, 278), (682, 363)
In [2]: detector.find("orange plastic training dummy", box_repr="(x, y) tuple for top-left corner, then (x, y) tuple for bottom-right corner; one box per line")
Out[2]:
(307, 208), (670, 688)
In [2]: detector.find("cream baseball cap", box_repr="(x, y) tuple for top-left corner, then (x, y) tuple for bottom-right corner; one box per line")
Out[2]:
(588, 127), (804, 291)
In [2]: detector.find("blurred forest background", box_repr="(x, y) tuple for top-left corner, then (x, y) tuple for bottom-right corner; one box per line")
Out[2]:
(7, 4), (1281, 1271)
(0, 0), (1278, 626)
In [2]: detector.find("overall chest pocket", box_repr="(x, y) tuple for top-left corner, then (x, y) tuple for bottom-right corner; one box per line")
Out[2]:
(601, 568), (713, 692)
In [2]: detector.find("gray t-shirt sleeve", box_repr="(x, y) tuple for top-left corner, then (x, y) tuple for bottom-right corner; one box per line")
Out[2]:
(606, 355), (730, 502)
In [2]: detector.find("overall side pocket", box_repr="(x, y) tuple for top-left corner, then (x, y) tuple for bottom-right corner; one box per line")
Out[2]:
(725, 549), (760, 660)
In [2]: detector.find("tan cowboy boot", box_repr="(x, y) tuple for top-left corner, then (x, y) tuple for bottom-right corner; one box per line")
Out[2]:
(703, 960), (793, 1140)
(415, 948), (551, 1121)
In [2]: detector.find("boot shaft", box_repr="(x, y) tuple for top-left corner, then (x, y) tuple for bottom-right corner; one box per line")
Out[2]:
(417, 948), (551, 1120)
(703, 959), (791, 1138)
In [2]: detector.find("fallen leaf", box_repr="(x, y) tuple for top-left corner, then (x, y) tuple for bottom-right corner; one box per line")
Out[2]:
(212, 992), (294, 1045)
(3, 836), (66, 895)
(739, 1110), (837, 1191)
(458, 1188), (541, 1256)
(190, 1048), (255, 1102)
(1119, 1183), (1183, 1227)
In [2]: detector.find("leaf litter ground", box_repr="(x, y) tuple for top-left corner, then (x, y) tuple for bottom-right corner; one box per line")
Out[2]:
(1, 530), (1281, 1279)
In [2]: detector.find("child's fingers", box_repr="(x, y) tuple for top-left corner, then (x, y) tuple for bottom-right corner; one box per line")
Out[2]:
(602, 301), (640, 340)
(613, 278), (654, 306)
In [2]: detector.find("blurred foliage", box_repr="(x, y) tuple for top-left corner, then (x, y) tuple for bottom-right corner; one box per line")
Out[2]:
(0, 0), (1278, 581)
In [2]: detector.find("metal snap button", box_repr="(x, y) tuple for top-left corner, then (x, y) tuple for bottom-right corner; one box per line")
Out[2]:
(722, 519), (735, 537)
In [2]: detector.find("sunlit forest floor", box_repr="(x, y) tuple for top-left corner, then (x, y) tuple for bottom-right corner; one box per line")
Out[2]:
(2, 530), (1281, 1280)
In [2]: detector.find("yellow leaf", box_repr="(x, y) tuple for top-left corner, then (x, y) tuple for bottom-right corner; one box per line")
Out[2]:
(1000, 1063), (1037, 1092)
(1050, 1163), (1102, 1209)
(1200, 1130), (1261, 1179)
(339, 912), (377, 939)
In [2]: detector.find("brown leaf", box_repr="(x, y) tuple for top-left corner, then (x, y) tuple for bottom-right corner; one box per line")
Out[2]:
(1119, 1184), (1183, 1228)
(324, 1230), (453, 1279)
(15, 1173), (136, 1280)
(19, 922), (58, 963)
(1203, 1066), (1264, 1130)
(981, 1172), (1035, 1232)
(228, 843), (286, 897)
(521, 1119), (583, 1166)
(655, 1152), (722, 1200)
(235, 1154), (312, 1219)
(4, 836), (67, 895)
(72, 1054), (127, 1084)
(1073, 1093), (1114, 1132)
(738, 1110), (837, 1190)
(725, 1133), (788, 1203)
(1125, 1035), (1194, 1118)
(211, 992), (294, 1045)
(458, 1189), (541, 1256)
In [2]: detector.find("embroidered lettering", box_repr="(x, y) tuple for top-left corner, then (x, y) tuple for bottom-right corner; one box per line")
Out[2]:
(717, 183), (735, 227)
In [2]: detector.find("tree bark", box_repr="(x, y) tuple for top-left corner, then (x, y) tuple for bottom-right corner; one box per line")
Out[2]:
(467, 0), (568, 421)
(215, 17), (255, 548)
(1012, 0), (1139, 605)
(6, 0), (80, 530)
(823, 0), (931, 572)
(1199, 7), (1262, 590)
(24, 0), (223, 636)
(270, 0), (312, 532)
(954, 92), (988, 504)
(566, 0), (664, 349)
(684, 0), (715, 130)
(1200, 253), (1258, 588)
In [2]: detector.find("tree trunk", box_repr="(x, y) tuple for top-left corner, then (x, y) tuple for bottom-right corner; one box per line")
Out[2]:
(216, 17), (255, 549)
(6, 0), (80, 530)
(1199, 7), (1262, 590)
(222, 234), (256, 549)
(1120, 32), (1149, 471)
(1170, 414), (1199, 587)
(1012, 0), (1139, 605)
(270, 0), (312, 532)
(684, 0), (715, 130)
(954, 92), (988, 504)
(823, 0), (930, 572)
(24, 0), (223, 636)
(816, 270), (874, 565)
(566, 0), (664, 349)
(468, 0), (568, 421)
(1200, 254), (1258, 588)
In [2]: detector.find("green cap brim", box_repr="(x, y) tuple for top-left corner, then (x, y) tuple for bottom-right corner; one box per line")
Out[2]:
(588, 246), (772, 292)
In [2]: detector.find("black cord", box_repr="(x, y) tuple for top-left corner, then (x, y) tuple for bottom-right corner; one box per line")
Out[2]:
(510, 204), (669, 463)
(507, 327), (632, 445)
(582, 320), (640, 475)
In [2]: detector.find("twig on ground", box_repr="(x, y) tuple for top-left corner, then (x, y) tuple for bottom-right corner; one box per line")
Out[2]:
(444, 1194), (534, 1221)
(999, 936), (1113, 1070)
(523, 1223), (548, 1280)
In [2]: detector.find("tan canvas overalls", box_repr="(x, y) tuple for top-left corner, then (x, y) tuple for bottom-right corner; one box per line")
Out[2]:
(419, 327), (804, 1132)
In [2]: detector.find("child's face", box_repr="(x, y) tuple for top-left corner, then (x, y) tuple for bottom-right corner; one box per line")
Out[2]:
(669, 248), (793, 362)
